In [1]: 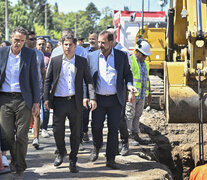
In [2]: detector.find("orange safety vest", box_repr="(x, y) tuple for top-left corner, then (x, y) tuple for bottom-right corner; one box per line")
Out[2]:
(189, 164), (207, 180)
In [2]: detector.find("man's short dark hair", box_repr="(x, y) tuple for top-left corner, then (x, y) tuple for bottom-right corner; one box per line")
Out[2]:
(99, 30), (114, 42)
(1, 40), (11, 46)
(89, 30), (99, 35)
(28, 30), (36, 36)
(11, 27), (28, 37)
(62, 34), (77, 45)
(37, 37), (46, 43)
(62, 28), (74, 36)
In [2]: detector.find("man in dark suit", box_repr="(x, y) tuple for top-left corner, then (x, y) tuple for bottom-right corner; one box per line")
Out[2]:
(44, 34), (96, 173)
(0, 27), (40, 179)
(84, 30), (136, 169)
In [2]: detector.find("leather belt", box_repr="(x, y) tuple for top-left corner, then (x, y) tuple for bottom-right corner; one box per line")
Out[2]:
(54, 96), (74, 100)
(0, 92), (22, 97)
(97, 94), (116, 97)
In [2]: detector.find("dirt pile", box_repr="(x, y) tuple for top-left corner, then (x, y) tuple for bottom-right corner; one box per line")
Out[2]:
(140, 107), (207, 179)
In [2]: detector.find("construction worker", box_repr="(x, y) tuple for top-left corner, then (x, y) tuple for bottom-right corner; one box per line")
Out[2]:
(189, 164), (207, 180)
(125, 39), (152, 144)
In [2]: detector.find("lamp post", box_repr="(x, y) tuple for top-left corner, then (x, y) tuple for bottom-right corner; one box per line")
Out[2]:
(45, 3), (48, 35)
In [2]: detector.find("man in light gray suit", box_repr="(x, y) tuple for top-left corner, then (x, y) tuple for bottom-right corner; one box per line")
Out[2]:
(0, 27), (40, 179)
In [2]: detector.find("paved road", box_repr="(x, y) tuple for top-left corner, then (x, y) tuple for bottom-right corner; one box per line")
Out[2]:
(0, 115), (171, 180)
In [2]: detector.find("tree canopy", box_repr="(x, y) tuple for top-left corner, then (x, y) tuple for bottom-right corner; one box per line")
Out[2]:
(0, 0), (113, 41)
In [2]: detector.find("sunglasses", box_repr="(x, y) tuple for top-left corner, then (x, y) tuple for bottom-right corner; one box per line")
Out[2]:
(29, 38), (37, 41)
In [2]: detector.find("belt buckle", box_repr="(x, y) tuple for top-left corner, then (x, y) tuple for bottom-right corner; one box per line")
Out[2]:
(66, 96), (72, 100)
(11, 93), (17, 97)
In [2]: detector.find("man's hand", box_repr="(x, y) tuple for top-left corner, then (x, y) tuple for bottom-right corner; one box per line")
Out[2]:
(128, 92), (135, 103)
(32, 103), (40, 117)
(128, 85), (137, 94)
(83, 98), (90, 109)
(44, 100), (50, 111)
(88, 100), (97, 111)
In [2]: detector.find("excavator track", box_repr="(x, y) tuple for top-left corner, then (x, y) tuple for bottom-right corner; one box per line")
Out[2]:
(147, 74), (164, 110)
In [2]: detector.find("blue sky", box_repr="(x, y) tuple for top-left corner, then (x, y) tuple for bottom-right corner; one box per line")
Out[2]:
(11, 0), (169, 13)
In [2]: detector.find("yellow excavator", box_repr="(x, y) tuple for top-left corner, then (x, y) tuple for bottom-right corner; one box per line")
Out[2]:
(135, 0), (207, 125)
(165, 0), (207, 124)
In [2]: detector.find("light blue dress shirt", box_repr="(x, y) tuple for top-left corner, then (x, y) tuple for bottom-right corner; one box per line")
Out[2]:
(0, 48), (21, 92)
(96, 48), (117, 95)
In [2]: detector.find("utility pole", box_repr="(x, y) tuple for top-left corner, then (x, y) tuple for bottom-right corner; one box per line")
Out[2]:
(148, 0), (150, 11)
(141, 0), (144, 35)
(5, 0), (9, 40)
(75, 13), (77, 38)
(45, 3), (48, 35)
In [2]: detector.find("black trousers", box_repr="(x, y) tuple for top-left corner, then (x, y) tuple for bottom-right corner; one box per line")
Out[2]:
(53, 96), (81, 163)
(119, 105), (129, 144)
(92, 94), (122, 161)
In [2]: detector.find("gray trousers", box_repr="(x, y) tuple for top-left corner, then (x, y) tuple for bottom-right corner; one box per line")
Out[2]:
(125, 98), (145, 134)
(0, 93), (31, 171)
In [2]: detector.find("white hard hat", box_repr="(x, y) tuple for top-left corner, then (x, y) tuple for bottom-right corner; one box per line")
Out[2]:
(135, 39), (151, 56)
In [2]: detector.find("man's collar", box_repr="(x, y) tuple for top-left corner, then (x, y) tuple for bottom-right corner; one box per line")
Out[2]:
(9, 46), (21, 58)
(62, 54), (75, 61)
(100, 48), (114, 57)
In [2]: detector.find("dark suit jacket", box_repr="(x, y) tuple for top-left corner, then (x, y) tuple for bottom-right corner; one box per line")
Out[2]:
(0, 46), (40, 109)
(84, 48), (133, 106)
(44, 54), (96, 112)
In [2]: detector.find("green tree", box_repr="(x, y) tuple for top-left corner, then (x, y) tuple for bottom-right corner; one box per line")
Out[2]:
(97, 7), (113, 32)
(21, 0), (53, 30)
(9, 2), (32, 31)
(85, 2), (101, 28)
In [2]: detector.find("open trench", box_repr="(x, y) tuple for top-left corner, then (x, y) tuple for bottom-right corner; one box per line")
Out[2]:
(140, 108), (207, 180)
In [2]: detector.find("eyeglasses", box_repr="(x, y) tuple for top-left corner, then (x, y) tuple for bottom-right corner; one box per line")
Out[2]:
(29, 38), (37, 41)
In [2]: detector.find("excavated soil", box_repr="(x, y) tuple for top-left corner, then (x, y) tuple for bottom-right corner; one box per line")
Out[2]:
(140, 107), (207, 179)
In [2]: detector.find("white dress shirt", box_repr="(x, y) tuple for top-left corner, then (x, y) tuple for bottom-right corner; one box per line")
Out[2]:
(0, 48), (21, 92)
(96, 48), (117, 95)
(54, 55), (76, 97)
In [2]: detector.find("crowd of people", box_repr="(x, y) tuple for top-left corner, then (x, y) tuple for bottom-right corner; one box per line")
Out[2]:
(0, 26), (152, 179)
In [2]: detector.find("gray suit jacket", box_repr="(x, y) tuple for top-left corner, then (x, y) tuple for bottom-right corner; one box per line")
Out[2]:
(0, 46), (40, 109)
(44, 54), (96, 112)
(84, 48), (133, 106)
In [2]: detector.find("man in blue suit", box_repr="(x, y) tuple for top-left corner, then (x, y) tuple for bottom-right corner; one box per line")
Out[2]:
(84, 30), (136, 169)
(0, 27), (40, 179)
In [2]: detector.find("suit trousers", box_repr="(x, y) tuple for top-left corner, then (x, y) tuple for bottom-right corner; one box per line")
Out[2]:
(0, 93), (32, 171)
(119, 105), (129, 144)
(53, 96), (81, 163)
(92, 94), (122, 161)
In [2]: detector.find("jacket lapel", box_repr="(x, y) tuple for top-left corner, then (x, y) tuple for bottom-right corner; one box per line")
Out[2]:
(20, 47), (26, 73)
(114, 48), (119, 73)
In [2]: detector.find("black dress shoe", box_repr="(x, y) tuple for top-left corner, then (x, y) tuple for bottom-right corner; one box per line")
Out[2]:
(89, 148), (99, 162)
(120, 143), (129, 156)
(54, 154), (64, 167)
(106, 160), (120, 170)
(54, 150), (67, 166)
(69, 161), (79, 173)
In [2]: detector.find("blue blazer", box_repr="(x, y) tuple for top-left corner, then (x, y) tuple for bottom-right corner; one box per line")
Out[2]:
(85, 48), (133, 106)
(0, 46), (40, 109)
